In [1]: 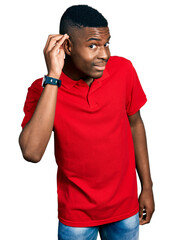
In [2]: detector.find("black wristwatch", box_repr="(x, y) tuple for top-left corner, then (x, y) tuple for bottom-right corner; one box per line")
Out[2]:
(42, 75), (62, 88)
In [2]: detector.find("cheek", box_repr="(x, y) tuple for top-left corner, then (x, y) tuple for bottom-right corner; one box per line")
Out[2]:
(73, 47), (94, 64)
(80, 50), (94, 64)
(108, 48), (111, 57)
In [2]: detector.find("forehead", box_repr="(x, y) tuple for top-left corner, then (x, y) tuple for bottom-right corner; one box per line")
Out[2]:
(82, 27), (110, 38)
(71, 27), (110, 43)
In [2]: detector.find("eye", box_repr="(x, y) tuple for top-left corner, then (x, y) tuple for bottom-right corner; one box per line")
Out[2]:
(104, 42), (110, 47)
(89, 44), (97, 49)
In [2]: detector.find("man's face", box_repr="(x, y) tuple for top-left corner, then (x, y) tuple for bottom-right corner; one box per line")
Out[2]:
(67, 26), (111, 80)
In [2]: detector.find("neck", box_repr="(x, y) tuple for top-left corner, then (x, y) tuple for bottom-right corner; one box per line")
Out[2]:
(62, 56), (94, 86)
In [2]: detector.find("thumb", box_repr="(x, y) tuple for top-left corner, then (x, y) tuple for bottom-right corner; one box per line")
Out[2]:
(58, 47), (65, 59)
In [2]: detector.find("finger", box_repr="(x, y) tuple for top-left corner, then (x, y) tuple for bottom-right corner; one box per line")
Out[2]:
(44, 34), (64, 53)
(52, 34), (69, 52)
(44, 34), (66, 53)
(58, 47), (66, 60)
(140, 209), (152, 225)
(51, 34), (69, 54)
(145, 208), (153, 223)
(43, 34), (59, 53)
(139, 207), (145, 225)
(139, 206), (143, 220)
(47, 34), (69, 53)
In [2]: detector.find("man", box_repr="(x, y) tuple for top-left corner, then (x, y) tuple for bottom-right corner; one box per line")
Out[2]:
(19, 4), (155, 240)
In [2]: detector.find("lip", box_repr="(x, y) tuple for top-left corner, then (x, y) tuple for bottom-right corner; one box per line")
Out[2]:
(94, 65), (106, 71)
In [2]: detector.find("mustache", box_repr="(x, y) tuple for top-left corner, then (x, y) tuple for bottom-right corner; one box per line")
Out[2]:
(93, 58), (109, 66)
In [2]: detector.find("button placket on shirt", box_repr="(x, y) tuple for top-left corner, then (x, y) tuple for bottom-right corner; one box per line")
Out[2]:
(86, 80), (101, 108)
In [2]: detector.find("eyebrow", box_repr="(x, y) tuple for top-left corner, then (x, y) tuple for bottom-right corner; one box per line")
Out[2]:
(86, 36), (111, 42)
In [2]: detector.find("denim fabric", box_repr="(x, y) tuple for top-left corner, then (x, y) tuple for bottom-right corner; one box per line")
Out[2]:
(58, 212), (139, 240)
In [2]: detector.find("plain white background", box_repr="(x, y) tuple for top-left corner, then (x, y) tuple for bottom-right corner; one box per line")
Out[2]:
(0, 0), (172, 239)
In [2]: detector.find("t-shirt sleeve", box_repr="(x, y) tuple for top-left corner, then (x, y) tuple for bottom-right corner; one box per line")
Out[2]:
(21, 79), (43, 129)
(126, 63), (147, 116)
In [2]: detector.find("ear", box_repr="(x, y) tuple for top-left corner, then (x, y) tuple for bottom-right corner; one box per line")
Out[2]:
(63, 38), (72, 56)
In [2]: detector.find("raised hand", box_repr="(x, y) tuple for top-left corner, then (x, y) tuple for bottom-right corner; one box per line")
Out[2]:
(43, 34), (69, 79)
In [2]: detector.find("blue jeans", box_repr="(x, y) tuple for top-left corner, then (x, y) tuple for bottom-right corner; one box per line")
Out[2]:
(58, 212), (139, 240)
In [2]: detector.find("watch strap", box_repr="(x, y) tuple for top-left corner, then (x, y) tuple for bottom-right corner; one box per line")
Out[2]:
(42, 75), (62, 88)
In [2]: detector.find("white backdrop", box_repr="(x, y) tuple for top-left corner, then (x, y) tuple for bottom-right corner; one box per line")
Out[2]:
(0, 0), (172, 239)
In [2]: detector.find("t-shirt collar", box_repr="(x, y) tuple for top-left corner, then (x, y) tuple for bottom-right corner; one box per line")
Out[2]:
(60, 67), (110, 90)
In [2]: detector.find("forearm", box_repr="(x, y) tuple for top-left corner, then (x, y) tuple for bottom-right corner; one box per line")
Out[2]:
(19, 84), (58, 163)
(130, 119), (153, 190)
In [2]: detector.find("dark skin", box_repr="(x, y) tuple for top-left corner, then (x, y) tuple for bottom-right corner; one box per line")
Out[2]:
(62, 26), (155, 225)
(128, 110), (155, 225)
(19, 26), (155, 224)
(62, 27), (111, 86)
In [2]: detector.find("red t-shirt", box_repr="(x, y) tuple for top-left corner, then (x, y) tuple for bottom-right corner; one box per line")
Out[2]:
(21, 56), (147, 227)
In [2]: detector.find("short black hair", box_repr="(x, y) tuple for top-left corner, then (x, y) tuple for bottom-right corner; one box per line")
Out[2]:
(59, 4), (108, 35)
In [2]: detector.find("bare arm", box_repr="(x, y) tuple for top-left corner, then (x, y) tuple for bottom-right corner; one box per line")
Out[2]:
(19, 33), (69, 163)
(128, 110), (155, 225)
(128, 110), (152, 188)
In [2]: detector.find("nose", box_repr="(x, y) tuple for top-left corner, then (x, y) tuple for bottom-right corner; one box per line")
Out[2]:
(97, 46), (109, 60)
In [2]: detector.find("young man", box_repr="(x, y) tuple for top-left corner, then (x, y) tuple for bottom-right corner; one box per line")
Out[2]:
(19, 5), (155, 240)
